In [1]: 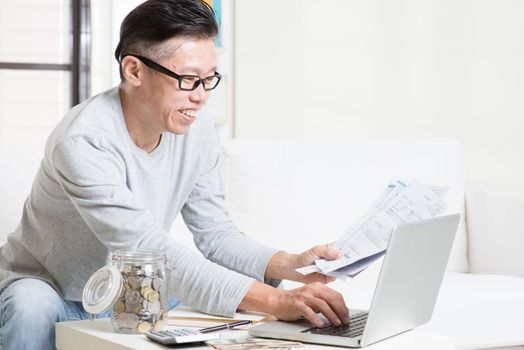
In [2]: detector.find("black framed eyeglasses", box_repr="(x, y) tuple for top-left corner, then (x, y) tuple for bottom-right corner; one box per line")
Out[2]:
(122, 54), (222, 91)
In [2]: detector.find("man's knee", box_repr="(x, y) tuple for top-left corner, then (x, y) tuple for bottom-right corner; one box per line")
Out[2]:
(0, 279), (64, 350)
(1, 278), (66, 327)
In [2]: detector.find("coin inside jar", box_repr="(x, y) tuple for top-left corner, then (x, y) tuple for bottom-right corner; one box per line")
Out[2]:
(127, 275), (141, 290)
(143, 264), (153, 276)
(141, 277), (152, 289)
(113, 301), (126, 314)
(109, 257), (167, 334)
(117, 313), (140, 330)
(125, 289), (141, 305)
(152, 278), (163, 291)
(146, 300), (161, 314)
(129, 304), (143, 314)
(146, 290), (159, 303)
(154, 320), (164, 331)
(137, 321), (152, 333)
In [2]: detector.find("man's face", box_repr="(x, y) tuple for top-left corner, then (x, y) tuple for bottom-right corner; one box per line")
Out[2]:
(140, 38), (217, 135)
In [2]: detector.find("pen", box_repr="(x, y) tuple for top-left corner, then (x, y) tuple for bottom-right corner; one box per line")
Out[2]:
(199, 320), (252, 333)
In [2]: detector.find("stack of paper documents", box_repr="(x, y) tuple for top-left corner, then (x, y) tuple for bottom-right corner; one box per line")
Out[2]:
(297, 178), (449, 280)
(168, 306), (270, 327)
(207, 337), (304, 349)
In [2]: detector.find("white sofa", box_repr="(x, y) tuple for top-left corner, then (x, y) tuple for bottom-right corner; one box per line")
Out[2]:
(217, 138), (524, 350)
(1, 137), (523, 349)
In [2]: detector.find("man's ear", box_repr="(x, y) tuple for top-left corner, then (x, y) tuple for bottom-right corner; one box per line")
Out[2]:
(120, 56), (143, 86)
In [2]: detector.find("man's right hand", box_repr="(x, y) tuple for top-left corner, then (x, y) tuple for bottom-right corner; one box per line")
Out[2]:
(239, 281), (349, 327)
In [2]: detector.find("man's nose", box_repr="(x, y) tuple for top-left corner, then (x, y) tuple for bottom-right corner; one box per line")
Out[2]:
(189, 82), (209, 103)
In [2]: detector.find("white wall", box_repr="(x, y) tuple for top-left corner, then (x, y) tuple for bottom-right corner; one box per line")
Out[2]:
(234, 0), (524, 193)
(90, 0), (114, 96)
(0, 0), (70, 145)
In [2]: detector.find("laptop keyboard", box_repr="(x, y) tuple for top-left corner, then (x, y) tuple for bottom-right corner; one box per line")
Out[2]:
(301, 312), (368, 338)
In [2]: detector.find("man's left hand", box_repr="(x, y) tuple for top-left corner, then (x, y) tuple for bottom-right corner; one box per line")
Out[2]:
(265, 243), (342, 284)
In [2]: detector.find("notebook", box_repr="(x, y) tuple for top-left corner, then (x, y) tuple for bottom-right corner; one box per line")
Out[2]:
(248, 214), (460, 348)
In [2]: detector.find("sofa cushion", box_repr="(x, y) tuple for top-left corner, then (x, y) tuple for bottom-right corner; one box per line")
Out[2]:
(419, 272), (524, 349)
(466, 185), (524, 278)
(284, 263), (524, 349)
(324, 270), (524, 349)
(222, 138), (467, 272)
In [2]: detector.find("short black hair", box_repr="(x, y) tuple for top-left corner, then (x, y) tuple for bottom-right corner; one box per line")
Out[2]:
(115, 0), (219, 78)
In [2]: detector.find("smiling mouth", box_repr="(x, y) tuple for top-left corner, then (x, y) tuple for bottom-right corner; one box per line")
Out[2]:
(179, 109), (196, 118)
(178, 109), (197, 126)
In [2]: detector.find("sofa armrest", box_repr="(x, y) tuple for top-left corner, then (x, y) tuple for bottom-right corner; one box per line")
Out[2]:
(466, 184), (524, 278)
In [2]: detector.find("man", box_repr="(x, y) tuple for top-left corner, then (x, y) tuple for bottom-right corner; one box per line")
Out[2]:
(0, 1), (348, 349)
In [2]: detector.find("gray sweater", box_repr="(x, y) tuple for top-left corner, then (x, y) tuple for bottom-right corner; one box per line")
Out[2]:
(0, 87), (278, 317)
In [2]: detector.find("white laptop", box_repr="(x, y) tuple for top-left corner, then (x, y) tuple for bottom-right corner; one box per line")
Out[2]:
(249, 213), (460, 348)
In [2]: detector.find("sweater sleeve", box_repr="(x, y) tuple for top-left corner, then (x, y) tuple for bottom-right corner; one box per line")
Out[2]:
(51, 136), (255, 316)
(181, 120), (281, 287)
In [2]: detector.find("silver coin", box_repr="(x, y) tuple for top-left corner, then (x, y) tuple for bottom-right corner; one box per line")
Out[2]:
(152, 278), (163, 291)
(111, 260), (167, 333)
(138, 310), (153, 321)
(143, 264), (154, 276)
(125, 289), (141, 304)
(116, 312), (139, 329)
(141, 277), (152, 289)
(124, 298), (142, 309)
(125, 313), (140, 329)
(147, 300), (161, 314)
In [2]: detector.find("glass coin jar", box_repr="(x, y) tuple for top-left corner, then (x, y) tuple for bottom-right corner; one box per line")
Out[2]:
(82, 249), (168, 334)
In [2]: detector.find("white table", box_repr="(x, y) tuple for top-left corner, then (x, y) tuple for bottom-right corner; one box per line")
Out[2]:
(56, 318), (455, 350)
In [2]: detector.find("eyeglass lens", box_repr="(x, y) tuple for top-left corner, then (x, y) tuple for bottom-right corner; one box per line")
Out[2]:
(180, 75), (220, 91)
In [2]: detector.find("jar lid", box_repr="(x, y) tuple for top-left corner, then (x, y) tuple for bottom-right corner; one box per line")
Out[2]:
(82, 265), (122, 315)
(112, 249), (165, 263)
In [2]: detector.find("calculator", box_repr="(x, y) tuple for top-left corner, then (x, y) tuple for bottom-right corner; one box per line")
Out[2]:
(145, 328), (220, 345)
